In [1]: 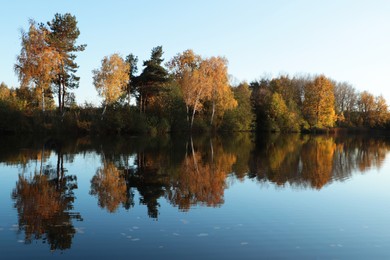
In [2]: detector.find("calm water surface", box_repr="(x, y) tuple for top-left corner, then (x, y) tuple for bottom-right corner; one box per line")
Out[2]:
(1, 133), (390, 259)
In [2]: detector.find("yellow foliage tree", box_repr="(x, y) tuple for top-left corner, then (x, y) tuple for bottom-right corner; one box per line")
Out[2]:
(358, 91), (389, 127)
(92, 54), (130, 106)
(303, 75), (336, 128)
(202, 57), (237, 126)
(168, 50), (237, 128)
(168, 49), (206, 127)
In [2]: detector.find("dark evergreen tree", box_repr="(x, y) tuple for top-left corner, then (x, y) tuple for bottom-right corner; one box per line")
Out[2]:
(124, 53), (138, 105)
(135, 46), (170, 113)
(47, 13), (86, 114)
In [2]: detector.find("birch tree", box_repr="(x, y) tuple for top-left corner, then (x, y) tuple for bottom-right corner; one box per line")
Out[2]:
(168, 50), (205, 128)
(202, 57), (237, 126)
(92, 54), (130, 115)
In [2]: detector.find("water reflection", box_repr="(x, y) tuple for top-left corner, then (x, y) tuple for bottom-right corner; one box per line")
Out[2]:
(5, 133), (390, 224)
(11, 143), (82, 251)
(90, 161), (128, 213)
(166, 138), (236, 211)
(249, 134), (389, 189)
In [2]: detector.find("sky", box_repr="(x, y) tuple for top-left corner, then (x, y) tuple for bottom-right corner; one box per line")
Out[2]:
(1, 0), (390, 105)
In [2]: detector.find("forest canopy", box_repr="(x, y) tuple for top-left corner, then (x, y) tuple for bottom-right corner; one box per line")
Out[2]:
(1, 13), (389, 134)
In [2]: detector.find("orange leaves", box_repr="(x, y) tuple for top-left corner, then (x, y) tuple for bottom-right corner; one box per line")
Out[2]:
(15, 20), (61, 90)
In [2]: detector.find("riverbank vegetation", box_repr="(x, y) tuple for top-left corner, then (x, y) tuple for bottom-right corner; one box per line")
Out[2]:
(1, 13), (389, 135)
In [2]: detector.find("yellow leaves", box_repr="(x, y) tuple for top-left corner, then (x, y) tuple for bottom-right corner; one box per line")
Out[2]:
(168, 49), (203, 109)
(92, 53), (130, 105)
(303, 75), (336, 128)
(203, 56), (237, 111)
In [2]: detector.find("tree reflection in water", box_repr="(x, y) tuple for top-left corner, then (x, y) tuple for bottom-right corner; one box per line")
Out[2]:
(166, 138), (236, 211)
(88, 134), (390, 218)
(7, 133), (390, 223)
(90, 161), (128, 213)
(249, 134), (390, 189)
(11, 143), (82, 251)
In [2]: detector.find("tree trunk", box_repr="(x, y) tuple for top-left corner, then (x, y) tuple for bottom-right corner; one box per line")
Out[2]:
(210, 100), (215, 126)
(210, 138), (214, 163)
(61, 82), (66, 115)
(186, 105), (189, 124)
(58, 77), (62, 114)
(60, 153), (64, 182)
(139, 95), (143, 114)
(191, 105), (197, 129)
(42, 87), (45, 113)
(56, 151), (61, 189)
(190, 136), (199, 173)
(190, 89), (203, 129)
(128, 89), (131, 105)
(40, 144), (45, 176)
(101, 104), (107, 120)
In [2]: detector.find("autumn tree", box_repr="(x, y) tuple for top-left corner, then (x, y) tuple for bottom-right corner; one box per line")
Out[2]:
(373, 95), (389, 127)
(47, 13), (86, 114)
(0, 82), (11, 101)
(169, 50), (237, 129)
(92, 53), (130, 111)
(269, 75), (305, 130)
(357, 91), (389, 127)
(357, 91), (375, 127)
(15, 20), (60, 112)
(267, 92), (300, 132)
(303, 75), (336, 129)
(202, 57), (237, 126)
(168, 49), (204, 128)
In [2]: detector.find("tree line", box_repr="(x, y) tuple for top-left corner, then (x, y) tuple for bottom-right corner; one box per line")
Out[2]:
(0, 13), (389, 134)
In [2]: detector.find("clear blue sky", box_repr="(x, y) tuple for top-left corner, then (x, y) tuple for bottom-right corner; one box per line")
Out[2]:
(1, 0), (390, 105)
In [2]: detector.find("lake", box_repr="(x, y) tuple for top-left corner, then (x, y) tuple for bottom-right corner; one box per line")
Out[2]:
(1, 133), (390, 259)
